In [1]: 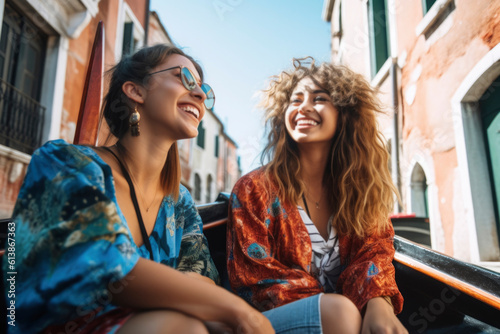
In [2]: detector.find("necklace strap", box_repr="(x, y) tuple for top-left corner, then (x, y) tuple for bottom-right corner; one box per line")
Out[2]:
(102, 146), (154, 260)
(302, 194), (312, 219)
(306, 189), (322, 207)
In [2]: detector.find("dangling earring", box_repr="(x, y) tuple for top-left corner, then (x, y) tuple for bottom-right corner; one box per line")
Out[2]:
(129, 105), (141, 137)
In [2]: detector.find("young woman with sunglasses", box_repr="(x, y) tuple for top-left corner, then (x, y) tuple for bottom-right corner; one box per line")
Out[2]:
(227, 58), (408, 334)
(4, 45), (273, 334)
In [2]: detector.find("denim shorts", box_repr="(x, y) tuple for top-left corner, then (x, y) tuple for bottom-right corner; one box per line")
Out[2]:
(262, 293), (323, 334)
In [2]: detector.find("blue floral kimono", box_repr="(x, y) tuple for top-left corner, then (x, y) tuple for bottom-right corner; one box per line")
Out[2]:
(2, 140), (219, 334)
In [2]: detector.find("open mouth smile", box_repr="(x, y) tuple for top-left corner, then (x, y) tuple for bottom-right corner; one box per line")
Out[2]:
(179, 104), (200, 119)
(295, 118), (319, 128)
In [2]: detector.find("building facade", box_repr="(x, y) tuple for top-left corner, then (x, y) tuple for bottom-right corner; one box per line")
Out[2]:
(219, 133), (240, 194)
(187, 109), (241, 205)
(0, 0), (240, 217)
(0, 0), (150, 218)
(322, 0), (500, 271)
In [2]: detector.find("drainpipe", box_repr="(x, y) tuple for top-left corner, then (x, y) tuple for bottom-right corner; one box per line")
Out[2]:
(391, 58), (402, 213)
(144, 0), (150, 46)
(387, 0), (401, 212)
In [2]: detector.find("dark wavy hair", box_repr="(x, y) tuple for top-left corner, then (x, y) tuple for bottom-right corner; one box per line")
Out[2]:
(101, 44), (203, 199)
(261, 57), (398, 237)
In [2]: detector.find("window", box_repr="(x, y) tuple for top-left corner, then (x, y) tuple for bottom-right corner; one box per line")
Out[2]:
(422, 0), (437, 15)
(194, 173), (201, 201)
(0, 3), (47, 154)
(415, 0), (456, 38)
(206, 175), (212, 203)
(411, 163), (429, 217)
(479, 74), (500, 237)
(339, 1), (343, 38)
(214, 135), (219, 157)
(122, 22), (135, 56)
(118, 3), (144, 59)
(367, 0), (390, 78)
(197, 121), (205, 148)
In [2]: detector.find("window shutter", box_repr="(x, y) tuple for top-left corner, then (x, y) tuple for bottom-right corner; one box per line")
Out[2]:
(215, 135), (219, 157)
(479, 75), (500, 235)
(122, 22), (135, 56)
(197, 121), (205, 149)
(194, 174), (201, 201)
(368, 0), (390, 77)
(422, 0), (437, 14)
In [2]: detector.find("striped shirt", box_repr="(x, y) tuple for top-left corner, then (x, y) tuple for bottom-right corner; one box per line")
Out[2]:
(298, 206), (342, 293)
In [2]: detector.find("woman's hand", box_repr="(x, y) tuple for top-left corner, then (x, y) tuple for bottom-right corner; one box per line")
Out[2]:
(182, 272), (274, 333)
(204, 308), (275, 334)
(204, 321), (233, 334)
(361, 297), (408, 334)
(183, 271), (216, 285)
(229, 307), (275, 334)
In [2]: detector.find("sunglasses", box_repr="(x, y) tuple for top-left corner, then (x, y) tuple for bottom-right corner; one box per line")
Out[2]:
(148, 66), (215, 110)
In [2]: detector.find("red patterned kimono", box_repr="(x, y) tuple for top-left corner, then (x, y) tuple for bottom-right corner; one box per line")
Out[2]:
(227, 168), (403, 314)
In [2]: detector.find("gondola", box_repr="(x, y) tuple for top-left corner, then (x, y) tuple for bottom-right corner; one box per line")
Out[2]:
(199, 194), (500, 334)
(1, 195), (499, 333)
(0, 22), (498, 334)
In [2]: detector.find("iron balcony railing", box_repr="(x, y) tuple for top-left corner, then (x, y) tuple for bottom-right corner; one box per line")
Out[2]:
(0, 78), (45, 154)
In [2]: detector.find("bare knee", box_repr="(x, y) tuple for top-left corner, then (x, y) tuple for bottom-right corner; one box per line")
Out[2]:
(117, 310), (209, 334)
(320, 294), (361, 334)
(166, 312), (208, 334)
(321, 294), (360, 319)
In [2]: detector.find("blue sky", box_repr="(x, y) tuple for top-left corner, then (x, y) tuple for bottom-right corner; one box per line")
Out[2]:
(150, 0), (331, 173)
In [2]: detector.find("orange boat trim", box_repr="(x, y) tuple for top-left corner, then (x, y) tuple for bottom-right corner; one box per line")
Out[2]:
(203, 219), (228, 230)
(394, 252), (500, 311)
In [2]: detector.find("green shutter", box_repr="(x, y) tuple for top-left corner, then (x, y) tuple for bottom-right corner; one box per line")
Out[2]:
(194, 174), (201, 201)
(201, 127), (205, 148)
(479, 75), (500, 241)
(122, 22), (134, 56)
(422, 0), (437, 14)
(368, 0), (390, 78)
(424, 183), (429, 217)
(215, 135), (219, 157)
(197, 121), (205, 149)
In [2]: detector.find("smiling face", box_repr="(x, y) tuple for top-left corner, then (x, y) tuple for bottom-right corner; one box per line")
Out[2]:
(142, 54), (207, 140)
(285, 76), (339, 146)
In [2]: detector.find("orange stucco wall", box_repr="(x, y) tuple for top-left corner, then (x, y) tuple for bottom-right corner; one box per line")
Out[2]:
(0, 0), (148, 217)
(61, 0), (145, 143)
(125, 0), (147, 28)
(433, 149), (457, 255)
(0, 156), (27, 218)
(396, 0), (499, 257)
(329, 0), (500, 260)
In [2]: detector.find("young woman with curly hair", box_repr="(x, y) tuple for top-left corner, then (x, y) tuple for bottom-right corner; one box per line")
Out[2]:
(227, 58), (407, 334)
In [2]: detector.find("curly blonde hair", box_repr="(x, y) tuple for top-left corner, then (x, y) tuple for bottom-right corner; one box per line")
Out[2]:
(261, 58), (398, 238)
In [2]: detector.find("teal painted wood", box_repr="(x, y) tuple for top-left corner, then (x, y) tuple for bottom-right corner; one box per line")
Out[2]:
(197, 120), (206, 148)
(479, 74), (500, 242)
(422, 0), (438, 14)
(368, 0), (390, 78)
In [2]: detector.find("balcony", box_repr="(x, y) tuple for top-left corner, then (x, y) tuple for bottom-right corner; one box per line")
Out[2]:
(0, 78), (46, 155)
